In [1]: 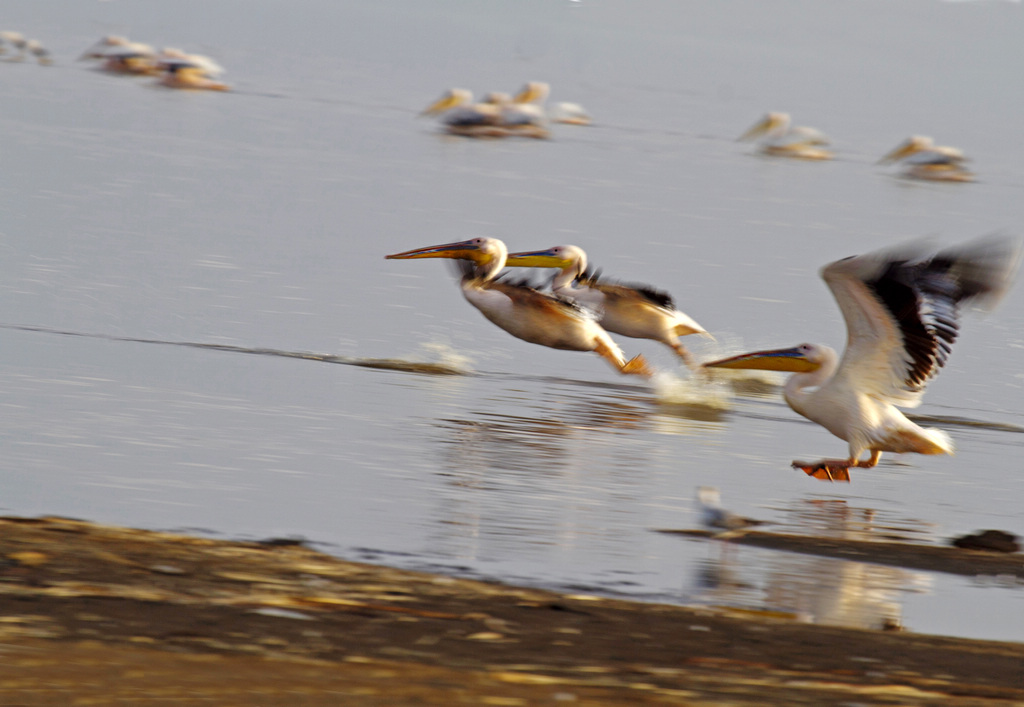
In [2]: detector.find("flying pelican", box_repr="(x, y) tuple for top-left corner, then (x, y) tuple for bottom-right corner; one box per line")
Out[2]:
(879, 135), (973, 182)
(504, 244), (710, 368)
(156, 48), (229, 91)
(702, 235), (1022, 481)
(738, 112), (832, 160)
(385, 237), (653, 378)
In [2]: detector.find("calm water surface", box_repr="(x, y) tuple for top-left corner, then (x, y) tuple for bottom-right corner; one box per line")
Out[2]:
(2, 0), (1023, 641)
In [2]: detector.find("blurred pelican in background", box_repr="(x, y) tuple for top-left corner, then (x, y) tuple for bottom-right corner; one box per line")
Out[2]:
(506, 244), (710, 368)
(0, 31), (26, 57)
(878, 135), (973, 182)
(738, 112), (832, 160)
(386, 237), (653, 377)
(703, 235), (1022, 481)
(79, 36), (160, 75)
(24, 39), (52, 66)
(420, 82), (551, 138)
(549, 102), (592, 126)
(1, 33), (51, 65)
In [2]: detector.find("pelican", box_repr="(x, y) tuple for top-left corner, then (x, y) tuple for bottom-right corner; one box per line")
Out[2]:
(420, 88), (509, 137)
(0, 31), (26, 56)
(549, 102), (592, 126)
(79, 35), (160, 74)
(2, 34), (49, 65)
(156, 49), (229, 91)
(385, 237), (653, 378)
(738, 112), (832, 160)
(503, 81), (550, 129)
(879, 135), (973, 182)
(420, 86), (549, 138)
(702, 235), (1022, 482)
(25, 39), (52, 66)
(504, 244), (710, 368)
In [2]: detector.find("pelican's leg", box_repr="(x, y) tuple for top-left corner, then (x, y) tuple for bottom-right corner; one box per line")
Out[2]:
(622, 354), (654, 378)
(593, 340), (652, 377)
(792, 450), (881, 482)
(855, 450), (883, 468)
(669, 342), (699, 371)
(791, 459), (854, 483)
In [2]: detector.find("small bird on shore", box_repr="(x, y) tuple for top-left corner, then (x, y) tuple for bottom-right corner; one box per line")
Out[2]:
(696, 487), (766, 536)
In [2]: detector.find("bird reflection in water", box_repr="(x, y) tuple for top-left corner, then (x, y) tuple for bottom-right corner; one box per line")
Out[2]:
(689, 498), (931, 631)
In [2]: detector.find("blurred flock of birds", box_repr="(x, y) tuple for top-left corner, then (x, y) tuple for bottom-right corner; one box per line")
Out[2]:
(2, 28), (974, 182)
(1, 31), (228, 90)
(422, 84), (974, 182)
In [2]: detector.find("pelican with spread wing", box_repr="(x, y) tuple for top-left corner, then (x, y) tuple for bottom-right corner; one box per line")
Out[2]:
(385, 237), (653, 378)
(703, 235), (1022, 481)
(738, 112), (833, 160)
(879, 135), (973, 182)
(505, 244), (710, 368)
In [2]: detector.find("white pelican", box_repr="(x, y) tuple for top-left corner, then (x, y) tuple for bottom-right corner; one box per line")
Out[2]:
(702, 235), (1022, 482)
(420, 86), (549, 138)
(0, 31), (26, 56)
(25, 39), (52, 66)
(879, 135), (973, 182)
(549, 102), (592, 126)
(385, 237), (653, 378)
(156, 48), (229, 91)
(504, 81), (550, 127)
(738, 112), (832, 160)
(79, 36), (160, 74)
(1, 34), (49, 65)
(504, 244), (710, 368)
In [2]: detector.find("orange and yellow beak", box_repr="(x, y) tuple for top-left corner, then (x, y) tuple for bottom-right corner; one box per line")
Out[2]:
(504, 247), (569, 269)
(702, 346), (819, 373)
(385, 239), (486, 263)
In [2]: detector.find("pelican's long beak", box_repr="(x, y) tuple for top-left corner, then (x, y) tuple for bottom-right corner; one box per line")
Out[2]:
(505, 248), (570, 269)
(385, 239), (485, 263)
(702, 346), (818, 373)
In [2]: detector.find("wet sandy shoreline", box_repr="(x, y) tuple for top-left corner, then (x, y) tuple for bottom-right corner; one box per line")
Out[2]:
(0, 516), (1021, 705)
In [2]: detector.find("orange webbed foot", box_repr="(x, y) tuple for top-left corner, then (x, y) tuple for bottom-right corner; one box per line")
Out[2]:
(792, 461), (852, 483)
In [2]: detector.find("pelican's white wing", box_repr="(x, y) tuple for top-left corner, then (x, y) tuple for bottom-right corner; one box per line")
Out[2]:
(824, 235), (1023, 409)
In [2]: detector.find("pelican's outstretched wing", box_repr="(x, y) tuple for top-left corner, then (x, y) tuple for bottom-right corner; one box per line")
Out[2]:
(823, 234), (1022, 408)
